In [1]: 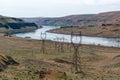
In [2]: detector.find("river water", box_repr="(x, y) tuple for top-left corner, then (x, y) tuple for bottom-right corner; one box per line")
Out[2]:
(13, 26), (120, 47)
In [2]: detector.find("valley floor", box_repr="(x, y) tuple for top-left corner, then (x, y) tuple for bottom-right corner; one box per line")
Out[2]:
(0, 34), (120, 80)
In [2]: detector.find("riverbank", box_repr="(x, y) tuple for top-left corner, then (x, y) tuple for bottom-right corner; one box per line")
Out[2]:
(0, 34), (120, 79)
(48, 26), (120, 38)
(0, 27), (38, 35)
(14, 26), (120, 47)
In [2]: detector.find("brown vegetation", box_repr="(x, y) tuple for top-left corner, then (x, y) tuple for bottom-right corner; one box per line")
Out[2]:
(49, 25), (120, 38)
(0, 34), (120, 79)
(23, 11), (120, 28)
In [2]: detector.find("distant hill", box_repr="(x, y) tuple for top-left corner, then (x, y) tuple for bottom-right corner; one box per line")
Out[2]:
(0, 15), (38, 33)
(22, 11), (120, 28)
(22, 14), (95, 27)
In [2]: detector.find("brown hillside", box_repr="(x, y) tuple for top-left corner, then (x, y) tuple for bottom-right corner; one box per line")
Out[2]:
(22, 11), (120, 27)
(90, 11), (120, 27)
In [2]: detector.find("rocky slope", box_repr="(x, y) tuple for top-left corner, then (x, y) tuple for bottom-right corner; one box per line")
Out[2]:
(0, 15), (38, 33)
(0, 53), (19, 71)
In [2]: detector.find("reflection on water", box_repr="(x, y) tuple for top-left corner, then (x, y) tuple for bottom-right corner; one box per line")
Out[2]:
(13, 26), (120, 47)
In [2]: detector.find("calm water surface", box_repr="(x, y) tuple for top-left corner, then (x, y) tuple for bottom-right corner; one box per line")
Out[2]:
(13, 26), (120, 47)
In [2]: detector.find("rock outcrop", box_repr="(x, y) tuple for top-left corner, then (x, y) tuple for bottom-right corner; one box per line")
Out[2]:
(0, 53), (19, 71)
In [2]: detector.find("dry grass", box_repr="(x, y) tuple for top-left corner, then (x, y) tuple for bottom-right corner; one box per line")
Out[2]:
(49, 26), (120, 38)
(0, 34), (120, 80)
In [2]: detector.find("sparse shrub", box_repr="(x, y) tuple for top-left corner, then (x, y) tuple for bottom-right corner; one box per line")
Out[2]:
(4, 32), (11, 37)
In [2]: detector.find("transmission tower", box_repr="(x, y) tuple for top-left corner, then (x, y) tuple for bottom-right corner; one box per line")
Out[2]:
(71, 31), (82, 73)
(40, 32), (47, 54)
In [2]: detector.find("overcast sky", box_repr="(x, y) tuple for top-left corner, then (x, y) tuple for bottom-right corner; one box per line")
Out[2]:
(0, 0), (120, 17)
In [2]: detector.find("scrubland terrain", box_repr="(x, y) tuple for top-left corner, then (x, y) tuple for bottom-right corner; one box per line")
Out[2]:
(0, 34), (120, 80)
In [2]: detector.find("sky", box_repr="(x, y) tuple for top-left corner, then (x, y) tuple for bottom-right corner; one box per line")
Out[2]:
(0, 0), (120, 17)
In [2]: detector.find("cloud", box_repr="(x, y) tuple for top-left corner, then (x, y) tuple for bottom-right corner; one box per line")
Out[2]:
(1, 0), (120, 7)
(0, 0), (120, 17)
(83, 0), (120, 5)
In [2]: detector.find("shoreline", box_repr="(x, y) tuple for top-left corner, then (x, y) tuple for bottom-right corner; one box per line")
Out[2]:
(0, 27), (38, 35)
(11, 34), (120, 49)
(0, 33), (120, 49)
(7, 26), (119, 48)
(48, 28), (120, 38)
(48, 30), (120, 38)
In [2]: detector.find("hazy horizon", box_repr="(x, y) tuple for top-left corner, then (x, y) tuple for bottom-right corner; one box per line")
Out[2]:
(0, 0), (120, 17)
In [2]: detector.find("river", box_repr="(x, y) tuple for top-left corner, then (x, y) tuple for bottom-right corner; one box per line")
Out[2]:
(13, 26), (120, 47)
